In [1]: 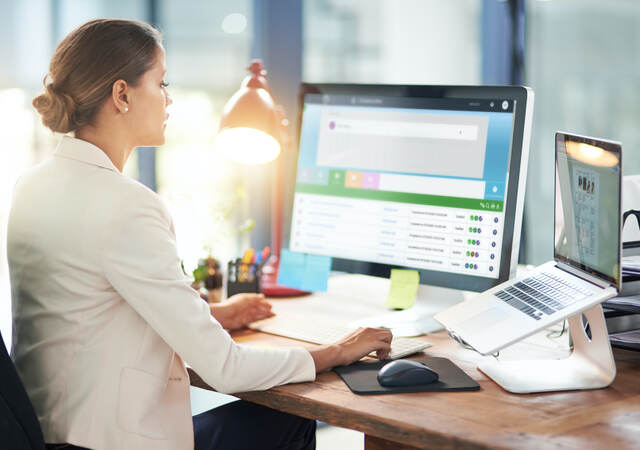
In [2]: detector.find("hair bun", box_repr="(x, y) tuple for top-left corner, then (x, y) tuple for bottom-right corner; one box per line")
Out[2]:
(32, 80), (77, 133)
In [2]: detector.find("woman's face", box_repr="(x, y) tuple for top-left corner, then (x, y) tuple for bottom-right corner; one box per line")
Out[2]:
(127, 46), (172, 147)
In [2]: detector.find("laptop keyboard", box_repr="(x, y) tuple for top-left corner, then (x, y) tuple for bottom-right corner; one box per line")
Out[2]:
(494, 272), (591, 320)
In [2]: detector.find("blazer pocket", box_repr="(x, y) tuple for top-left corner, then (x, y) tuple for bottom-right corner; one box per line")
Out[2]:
(117, 367), (168, 440)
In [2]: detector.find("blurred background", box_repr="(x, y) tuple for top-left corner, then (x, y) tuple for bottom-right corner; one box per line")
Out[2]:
(0, 1), (638, 444)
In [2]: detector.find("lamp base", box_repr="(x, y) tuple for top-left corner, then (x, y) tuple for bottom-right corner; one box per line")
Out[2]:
(260, 256), (310, 297)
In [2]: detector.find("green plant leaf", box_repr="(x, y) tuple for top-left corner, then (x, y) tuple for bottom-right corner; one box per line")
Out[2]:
(238, 218), (255, 234)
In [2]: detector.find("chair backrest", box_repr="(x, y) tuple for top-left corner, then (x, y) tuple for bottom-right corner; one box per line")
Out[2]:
(0, 330), (46, 450)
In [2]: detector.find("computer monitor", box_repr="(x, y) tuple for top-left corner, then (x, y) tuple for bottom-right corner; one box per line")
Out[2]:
(287, 84), (534, 294)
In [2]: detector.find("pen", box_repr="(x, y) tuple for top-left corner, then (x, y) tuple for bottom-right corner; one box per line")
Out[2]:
(239, 250), (254, 282)
(260, 246), (271, 267)
(235, 257), (245, 282)
(242, 248), (254, 264)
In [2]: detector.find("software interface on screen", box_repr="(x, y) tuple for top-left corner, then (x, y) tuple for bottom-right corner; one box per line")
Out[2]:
(554, 138), (620, 285)
(290, 94), (516, 279)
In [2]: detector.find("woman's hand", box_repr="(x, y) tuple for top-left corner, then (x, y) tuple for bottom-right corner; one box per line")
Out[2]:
(308, 327), (393, 373)
(210, 293), (274, 331)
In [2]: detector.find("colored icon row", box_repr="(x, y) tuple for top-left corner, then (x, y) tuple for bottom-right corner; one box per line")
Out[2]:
(464, 263), (495, 272)
(298, 168), (382, 190)
(470, 216), (502, 223)
(468, 239), (480, 246)
(341, 170), (380, 189)
(466, 251), (480, 257)
(468, 227), (481, 233)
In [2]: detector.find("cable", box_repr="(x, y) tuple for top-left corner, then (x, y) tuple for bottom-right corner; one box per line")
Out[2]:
(546, 319), (567, 339)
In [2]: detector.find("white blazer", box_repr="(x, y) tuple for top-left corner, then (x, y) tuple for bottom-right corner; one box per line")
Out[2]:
(8, 136), (315, 450)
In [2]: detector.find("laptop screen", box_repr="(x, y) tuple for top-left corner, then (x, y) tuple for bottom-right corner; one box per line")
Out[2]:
(554, 132), (621, 288)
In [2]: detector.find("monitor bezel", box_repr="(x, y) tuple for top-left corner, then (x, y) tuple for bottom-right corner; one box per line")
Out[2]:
(288, 83), (533, 292)
(554, 131), (622, 289)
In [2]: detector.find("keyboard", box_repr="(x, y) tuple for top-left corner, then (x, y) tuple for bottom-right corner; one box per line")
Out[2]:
(249, 315), (431, 360)
(495, 271), (592, 321)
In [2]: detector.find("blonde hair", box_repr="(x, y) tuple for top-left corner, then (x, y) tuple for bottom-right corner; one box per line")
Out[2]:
(33, 18), (162, 133)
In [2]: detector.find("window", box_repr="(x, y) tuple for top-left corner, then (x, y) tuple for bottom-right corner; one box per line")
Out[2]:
(524, 0), (640, 264)
(303, 0), (482, 84)
(157, 0), (254, 273)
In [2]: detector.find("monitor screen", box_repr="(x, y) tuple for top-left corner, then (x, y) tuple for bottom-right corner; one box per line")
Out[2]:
(554, 132), (621, 288)
(288, 84), (534, 292)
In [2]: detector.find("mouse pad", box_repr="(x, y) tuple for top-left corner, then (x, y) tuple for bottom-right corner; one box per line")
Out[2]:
(334, 356), (480, 395)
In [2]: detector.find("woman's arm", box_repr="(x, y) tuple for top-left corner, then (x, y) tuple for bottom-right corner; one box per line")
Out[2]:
(103, 186), (316, 393)
(209, 294), (392, 371)
(209, 294), (392, 372)
(209, 293), (274, 330)
(308, 328), (392, 372)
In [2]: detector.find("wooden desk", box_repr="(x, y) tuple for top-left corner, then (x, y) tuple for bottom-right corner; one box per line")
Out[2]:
(190, 321), (640, 449)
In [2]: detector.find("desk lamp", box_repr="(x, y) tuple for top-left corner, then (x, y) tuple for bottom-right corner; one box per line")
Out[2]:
(215, 60), (306, 296)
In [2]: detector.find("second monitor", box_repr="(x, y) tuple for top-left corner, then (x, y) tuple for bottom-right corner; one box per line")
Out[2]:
(288, 84), (534, 298)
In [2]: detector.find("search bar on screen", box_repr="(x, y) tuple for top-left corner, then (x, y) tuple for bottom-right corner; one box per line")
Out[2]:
(330, 119), (479, 141)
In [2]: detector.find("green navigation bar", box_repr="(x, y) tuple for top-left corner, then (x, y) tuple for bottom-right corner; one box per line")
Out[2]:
(294, 183), (504, 212)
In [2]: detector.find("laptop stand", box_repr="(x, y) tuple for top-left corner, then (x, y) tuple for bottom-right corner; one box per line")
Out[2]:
(478, 304), (616, 393)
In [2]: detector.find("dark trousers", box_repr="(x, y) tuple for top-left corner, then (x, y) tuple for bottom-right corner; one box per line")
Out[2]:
(194, 400), (316, 450)
(47, 400), (316, 450)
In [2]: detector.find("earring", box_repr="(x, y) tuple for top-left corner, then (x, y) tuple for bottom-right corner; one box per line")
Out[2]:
(124, 107), (129, 112)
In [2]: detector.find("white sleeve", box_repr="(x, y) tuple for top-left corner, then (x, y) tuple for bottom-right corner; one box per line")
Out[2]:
(101, 185), (315, 393)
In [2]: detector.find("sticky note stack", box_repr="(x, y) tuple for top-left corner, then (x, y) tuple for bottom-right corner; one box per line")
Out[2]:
(277, 249), (332, 292)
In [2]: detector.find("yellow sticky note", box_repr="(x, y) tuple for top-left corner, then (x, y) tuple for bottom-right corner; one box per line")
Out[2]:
(385, 269), (419, 309)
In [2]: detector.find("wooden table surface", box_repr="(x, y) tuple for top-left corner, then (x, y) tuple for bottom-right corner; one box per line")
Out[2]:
(189, 327), (640, 450)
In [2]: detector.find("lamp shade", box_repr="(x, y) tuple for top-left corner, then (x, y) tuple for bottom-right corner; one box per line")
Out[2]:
(215, 60), (282, 164)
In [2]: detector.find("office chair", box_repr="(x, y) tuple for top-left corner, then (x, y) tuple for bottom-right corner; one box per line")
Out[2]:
(0, 330), (46, 450)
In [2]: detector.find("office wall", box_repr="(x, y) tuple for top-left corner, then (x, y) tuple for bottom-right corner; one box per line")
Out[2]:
(524, 0), (640, 264)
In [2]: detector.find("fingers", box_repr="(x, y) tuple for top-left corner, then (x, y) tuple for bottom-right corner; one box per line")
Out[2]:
(253, 301), (272, 314)
(253, 304), (274, 318)
(247, 302), (275, 322)
(361, 327), (393, 343)
(335, 327), (394, 364)
(250, 296), (272, 310)
(234, 294), (272, 313)
(376, 328), (393, 343)
(370, 329), (392, 360)
(375, 347), (391, 360)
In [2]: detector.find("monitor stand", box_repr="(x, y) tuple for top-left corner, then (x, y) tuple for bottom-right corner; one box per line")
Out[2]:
(478, 304), (616, 394)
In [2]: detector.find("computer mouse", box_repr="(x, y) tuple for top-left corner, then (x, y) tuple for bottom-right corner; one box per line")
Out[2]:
(377, 360), (439, 387)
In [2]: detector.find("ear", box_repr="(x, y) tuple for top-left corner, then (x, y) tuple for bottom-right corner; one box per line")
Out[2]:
(112, 79), (130, 114)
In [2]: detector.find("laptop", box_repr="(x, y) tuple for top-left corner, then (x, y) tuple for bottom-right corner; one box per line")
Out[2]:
(435, 132), (622, 355)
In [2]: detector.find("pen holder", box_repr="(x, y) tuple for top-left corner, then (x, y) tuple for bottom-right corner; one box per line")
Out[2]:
(227, 260), (262, 297)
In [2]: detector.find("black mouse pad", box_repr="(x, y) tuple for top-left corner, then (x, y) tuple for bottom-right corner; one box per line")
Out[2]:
(334, 356), (480, 395)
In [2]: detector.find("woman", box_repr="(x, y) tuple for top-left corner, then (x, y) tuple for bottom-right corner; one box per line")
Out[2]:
(8, 19), (392, 450)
